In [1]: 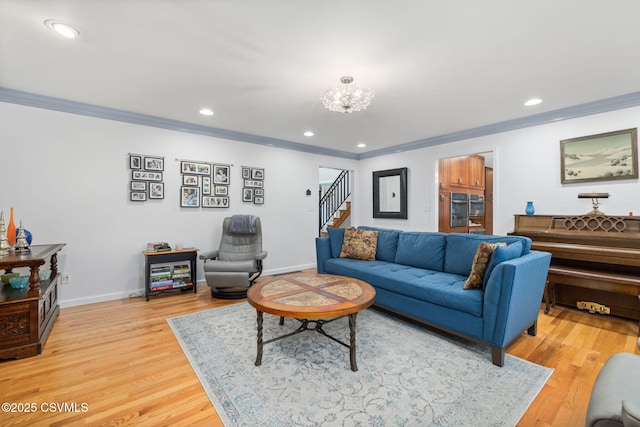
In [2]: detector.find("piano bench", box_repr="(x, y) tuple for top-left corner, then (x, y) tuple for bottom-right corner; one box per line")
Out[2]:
(545, 266), (640, 318)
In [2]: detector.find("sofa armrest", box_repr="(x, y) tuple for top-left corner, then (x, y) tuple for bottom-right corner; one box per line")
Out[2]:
(482, 250), (552, 346)
(255, 251), (268, 260)
(315, 237), (332, 274)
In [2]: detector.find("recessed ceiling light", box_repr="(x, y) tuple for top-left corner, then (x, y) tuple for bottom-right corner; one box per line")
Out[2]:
(357, 143), (366, 148)
(44, 20), (79, 39)
(303, 131), (314, 137)
(199, 108), (214, 116)
(524, 98), (542, 106)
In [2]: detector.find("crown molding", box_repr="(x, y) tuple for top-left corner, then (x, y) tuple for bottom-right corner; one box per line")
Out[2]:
(2, 86), (640, 161)
(358, 91), (640, 159)
(0, 87), (359, 160)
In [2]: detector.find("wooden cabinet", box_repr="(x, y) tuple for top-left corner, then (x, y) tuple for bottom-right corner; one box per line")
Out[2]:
(0, 244), (65, 359)
(442, 155), (485, 189)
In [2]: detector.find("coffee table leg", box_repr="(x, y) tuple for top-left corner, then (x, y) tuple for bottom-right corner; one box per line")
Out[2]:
(349, 313), (358, 372)
(255, 310), (263, 366)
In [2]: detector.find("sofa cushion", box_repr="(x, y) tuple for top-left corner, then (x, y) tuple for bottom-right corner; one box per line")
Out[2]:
(358, 226), (401, 262)
(482, 241), (523, 289)
(326, 227), (345, 258)
(339, 228), (378, 260)
(463, 242), (506, 289)
(444, 233), (531, 276)
(324, 257), (483, 316)
(394, 232), (446, 271)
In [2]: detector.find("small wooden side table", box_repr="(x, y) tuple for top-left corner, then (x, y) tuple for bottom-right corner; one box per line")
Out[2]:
(144, 248), (198, 301)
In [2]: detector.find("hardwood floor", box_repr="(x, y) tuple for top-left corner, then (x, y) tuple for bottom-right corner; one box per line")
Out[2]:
(1, 275), (638, 426)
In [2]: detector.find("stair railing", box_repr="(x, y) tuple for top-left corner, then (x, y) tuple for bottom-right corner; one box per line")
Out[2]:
(319, 170), (351, 236)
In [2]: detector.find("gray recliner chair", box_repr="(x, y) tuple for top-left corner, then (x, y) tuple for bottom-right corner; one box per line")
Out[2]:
(586, 341), (640, 427)
(199, 215), (267, 299)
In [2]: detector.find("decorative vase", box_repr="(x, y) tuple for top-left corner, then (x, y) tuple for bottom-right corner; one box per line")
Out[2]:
(525, 201), (535, 215)
(7, 207), (16, 247)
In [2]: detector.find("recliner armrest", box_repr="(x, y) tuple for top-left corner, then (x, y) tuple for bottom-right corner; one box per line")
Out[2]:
(255, 251), (268, 260)
(199, 250), (219, 261)
(622, 400), (640, 427)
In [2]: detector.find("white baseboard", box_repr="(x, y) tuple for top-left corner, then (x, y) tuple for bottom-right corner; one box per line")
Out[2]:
(59, 264), (317, 308)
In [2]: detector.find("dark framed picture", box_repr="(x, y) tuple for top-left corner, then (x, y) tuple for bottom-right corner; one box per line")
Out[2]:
(254, 196), (264, 204)
(180, 186), (200, 207)
(149, 182), (164, 199)
(130, 181), (146, 191)
(254, 188), (264, 196)
(130, 191), (146, 201)
(242, 188), (253, 202)
(202, 196), (229, 208)
(214, 185), (228, 196)
(560, 128), (638, 184)
(244, 179), (264, 188)
(182, 175), (198, 186)
(181, 161), (211, 175)
(202, 176), (211, 195)
(373, 167), (408, 219)
(144, 156), (164, 171)
(130, 155), (142, 170)
(214, 165), (230, 184)
(132, 171), (163, 181)
(242, 167), (251, 179)
(251, 168), (264, 180)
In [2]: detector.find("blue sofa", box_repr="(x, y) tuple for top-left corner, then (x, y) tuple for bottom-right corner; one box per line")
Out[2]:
(315, 227), (552, 366)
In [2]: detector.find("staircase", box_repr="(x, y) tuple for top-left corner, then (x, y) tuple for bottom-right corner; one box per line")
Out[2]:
(321, 201), (351, 237)
(319, 170), (351, 236)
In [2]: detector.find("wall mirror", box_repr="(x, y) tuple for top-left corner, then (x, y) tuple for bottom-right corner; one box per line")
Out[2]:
(373, 167), (408, 219)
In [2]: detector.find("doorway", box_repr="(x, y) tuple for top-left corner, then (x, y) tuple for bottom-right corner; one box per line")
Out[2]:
(318, 167), (353, 236)
(438, 151), (493, 235)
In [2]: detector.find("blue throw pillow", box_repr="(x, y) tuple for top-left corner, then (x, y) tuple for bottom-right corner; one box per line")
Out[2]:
(482, 241), (523, 289)
(326, 227), (345, 258)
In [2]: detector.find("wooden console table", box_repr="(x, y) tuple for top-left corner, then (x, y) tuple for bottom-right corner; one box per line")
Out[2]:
(0, 244), (65, 359)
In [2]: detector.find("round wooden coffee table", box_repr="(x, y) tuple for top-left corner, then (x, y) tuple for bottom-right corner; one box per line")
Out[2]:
(247, 273), (376, 371)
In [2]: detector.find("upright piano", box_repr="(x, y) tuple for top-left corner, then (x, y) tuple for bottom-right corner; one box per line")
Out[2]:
(510, 214), (640, 324)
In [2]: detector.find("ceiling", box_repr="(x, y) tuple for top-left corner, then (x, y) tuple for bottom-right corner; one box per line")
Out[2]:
(2, 1), (640, 158)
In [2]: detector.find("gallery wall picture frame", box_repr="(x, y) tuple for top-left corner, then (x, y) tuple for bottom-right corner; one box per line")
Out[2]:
(214, 185), (228, 196)
(203, 196), (229, 208)
(180, 186), (200, 207)
(130, 155), (142, 170)
(144, 156), (164, 171)
(182, 175), (198, 186)
(254, 188), (264, 196)
(132, 171), (163, 181)
(373, 167), (408, 219)
(181, 161), (211, 175)
(202, 176), (211, 195)
(251, 168), (264, 180)
(130, 192), (147, 201)
(149, 182), (164, 199)
(254, 196), (264, 204)
(244, 179), (264, 188)
(560, 128), (638, 184)
(242, 188), (253, 202)
(213, 165), (230, 184)
(242, 167), (251, 179)
(130, 181), (146, 191)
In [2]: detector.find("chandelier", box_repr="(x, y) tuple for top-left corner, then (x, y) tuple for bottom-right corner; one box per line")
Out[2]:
(320, 76), (375, 113)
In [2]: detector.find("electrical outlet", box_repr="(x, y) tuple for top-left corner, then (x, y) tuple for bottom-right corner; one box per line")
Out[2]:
(60, 273), (70, 284)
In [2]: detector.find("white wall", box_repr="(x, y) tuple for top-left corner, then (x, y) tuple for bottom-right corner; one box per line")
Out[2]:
(3, 102), (640, 307)
(355, 106), (640, 234)
(0, 103), (357, 306)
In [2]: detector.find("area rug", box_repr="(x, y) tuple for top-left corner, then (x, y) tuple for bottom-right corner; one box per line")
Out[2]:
(167, 303), (552, 426)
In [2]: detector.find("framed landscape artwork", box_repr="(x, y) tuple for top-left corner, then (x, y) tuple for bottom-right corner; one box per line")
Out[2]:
(560, 128), (638, 184)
